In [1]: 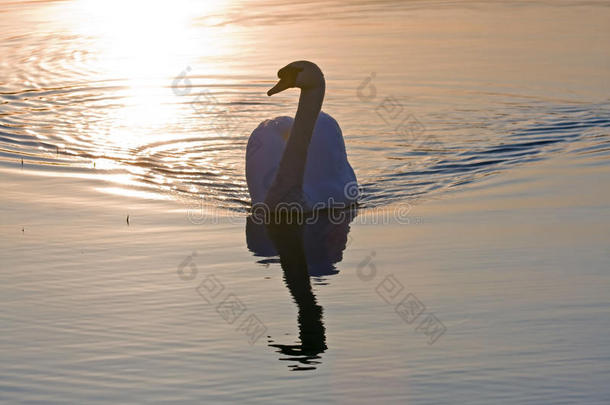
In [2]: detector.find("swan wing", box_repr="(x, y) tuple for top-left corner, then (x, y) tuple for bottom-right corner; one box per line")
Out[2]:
(245, 116), (292, 205)
(304, 112), (358, 207)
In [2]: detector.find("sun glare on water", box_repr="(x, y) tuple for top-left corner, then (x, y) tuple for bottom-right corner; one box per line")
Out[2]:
(60, 0), (233, 148)
(27, 0), (239, 197)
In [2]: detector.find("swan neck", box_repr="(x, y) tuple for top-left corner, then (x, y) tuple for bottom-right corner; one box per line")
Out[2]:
(263, 83), (325, 209)
(293, 83), (325, 145)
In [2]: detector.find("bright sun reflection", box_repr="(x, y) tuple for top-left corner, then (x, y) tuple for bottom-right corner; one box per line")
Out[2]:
(63, 0), (232, 148)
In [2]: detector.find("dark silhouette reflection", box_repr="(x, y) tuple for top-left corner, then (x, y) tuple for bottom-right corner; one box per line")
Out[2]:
(246, 209), (356, 371)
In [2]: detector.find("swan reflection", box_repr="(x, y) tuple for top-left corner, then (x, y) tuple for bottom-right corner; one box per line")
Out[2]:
(246, 209), (356, 370)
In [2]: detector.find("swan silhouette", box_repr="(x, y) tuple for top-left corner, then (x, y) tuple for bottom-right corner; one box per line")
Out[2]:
(246, 209), (357, 370)
(246, 61), (358, 211)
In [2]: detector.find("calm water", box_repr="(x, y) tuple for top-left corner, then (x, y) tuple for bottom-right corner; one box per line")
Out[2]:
(1, 0), (610, 403)
(1, 0), (608, 209)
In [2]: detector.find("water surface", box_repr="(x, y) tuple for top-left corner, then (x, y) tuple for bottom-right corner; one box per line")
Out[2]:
(1, 0), (608, 209)
(1, 0), (610, 403)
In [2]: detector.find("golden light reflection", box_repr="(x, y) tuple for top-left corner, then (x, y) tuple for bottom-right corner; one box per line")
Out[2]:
(95, 186), (173, 200)
(61, 0), (234, 148)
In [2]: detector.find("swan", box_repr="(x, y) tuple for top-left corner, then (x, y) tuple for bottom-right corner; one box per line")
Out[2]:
(246, 61), (358, 212)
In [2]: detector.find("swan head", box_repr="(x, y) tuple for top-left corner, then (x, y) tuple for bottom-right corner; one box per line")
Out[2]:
(267, 61), (325, 96)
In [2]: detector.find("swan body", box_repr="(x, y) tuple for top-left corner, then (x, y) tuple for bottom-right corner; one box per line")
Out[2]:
(246, 112), (357, 208)
(246, 61), (358, 210)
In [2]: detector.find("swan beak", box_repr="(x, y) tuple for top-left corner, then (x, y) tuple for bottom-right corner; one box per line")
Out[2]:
(267, 79), (291, 96)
